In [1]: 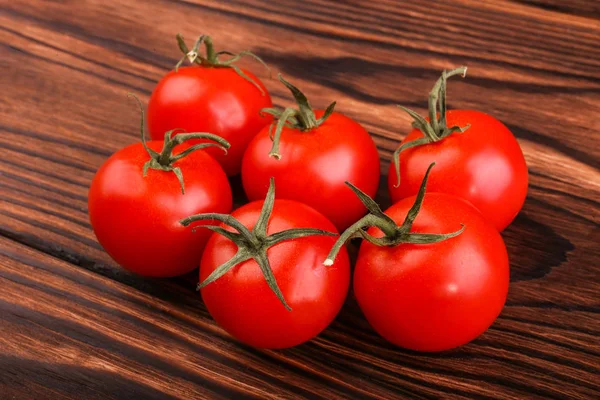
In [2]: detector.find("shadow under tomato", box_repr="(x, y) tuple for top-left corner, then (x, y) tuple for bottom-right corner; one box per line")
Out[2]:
(502, 210), (574, 282)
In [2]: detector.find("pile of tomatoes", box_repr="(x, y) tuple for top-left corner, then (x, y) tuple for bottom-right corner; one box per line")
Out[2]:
(88, 35), (528, 352)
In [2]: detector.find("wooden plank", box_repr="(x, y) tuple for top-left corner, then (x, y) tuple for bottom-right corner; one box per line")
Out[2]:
(1, 0), (599, 398)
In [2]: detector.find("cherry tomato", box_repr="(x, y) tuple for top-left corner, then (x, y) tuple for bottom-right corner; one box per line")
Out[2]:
(89, 104), (232, 277)
(325, 163), (509, 351)
(183, 181), (350, 349)
(148, 67), (272, 176)
(242, 75), (380, 231)
(147, 35), (273, 176)
(388, 68), (528, 231)
(355, 193), (508, 351)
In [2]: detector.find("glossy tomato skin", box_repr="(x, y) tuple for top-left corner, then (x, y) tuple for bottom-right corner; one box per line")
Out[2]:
(387, 110), (528, 231)
(354, 193), (509, 352)
(147, 66), (273, 176)
(88, 142), (232, 277)
(199, 200), (351, 349)
(241, 111), (380, 231)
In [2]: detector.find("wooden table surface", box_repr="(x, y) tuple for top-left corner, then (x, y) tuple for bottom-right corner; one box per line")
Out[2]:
(1, 0), (599, 399)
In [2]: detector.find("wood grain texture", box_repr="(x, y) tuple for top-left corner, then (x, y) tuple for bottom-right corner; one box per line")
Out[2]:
(1, 0), (599, 398)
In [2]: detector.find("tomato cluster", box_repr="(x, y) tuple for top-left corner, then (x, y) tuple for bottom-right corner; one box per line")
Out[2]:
(88, 35), (527, 351)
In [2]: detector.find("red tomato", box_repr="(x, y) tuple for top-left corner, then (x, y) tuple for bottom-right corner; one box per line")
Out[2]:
(148, 66), (272, 176)
(388, 110), (528, 231)
(388, 67), (527, 231)
(354, 193), (509, 351)
(89, 137), (232, 277)
(191, 198), (350, 349)
(242, 76), (380, 231)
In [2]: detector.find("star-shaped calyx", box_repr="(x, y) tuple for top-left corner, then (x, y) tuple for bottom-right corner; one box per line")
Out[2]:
(180, 178), (336, 311)
(260, 74), (337, 160)
(174, 33), (271, 96)
(324, 163), (465, 266)
(392, 67), (471, 187)
(130, 94), (230, 194)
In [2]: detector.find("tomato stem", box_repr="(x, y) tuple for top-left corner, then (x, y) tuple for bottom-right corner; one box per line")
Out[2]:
(174, 33), (271, 96)
(392, 67), (470, 188)
(180, 177), (337, 311)
(128, 94), (230, 194)
(260, 74), (337, 160)
(324, 163), (464, 266)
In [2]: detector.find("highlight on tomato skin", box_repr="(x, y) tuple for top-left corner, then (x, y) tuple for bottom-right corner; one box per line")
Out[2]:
(388, 67), (528, 232)
(147, 34), (274, 176)
(180, 178), (351, 349)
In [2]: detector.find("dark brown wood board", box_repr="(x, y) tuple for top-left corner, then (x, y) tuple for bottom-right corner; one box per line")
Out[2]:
(1, 0), (599, 398)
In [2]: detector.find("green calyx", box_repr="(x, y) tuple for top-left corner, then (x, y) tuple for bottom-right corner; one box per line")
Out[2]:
(260, 74), (336, 160)
(392, 66), (470, 188)
(174, 33), (271, 95)
(324, 163), (464, 266)
(129, 94), (230, 195)
(180, 177), (336, 311)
